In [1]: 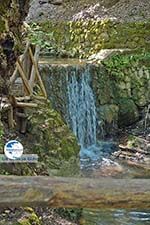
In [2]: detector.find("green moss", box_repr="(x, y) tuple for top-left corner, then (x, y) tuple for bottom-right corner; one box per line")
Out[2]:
(118, 98), (139, 126)
(18, 219), (31, 225)
(18, 212), (41, 225)
(27, 101), (79, 172)
(28, 20), (150, 58)
(0, 19), (6, 33)
(0, 0), (11, 15)
(99, 104), (119, 124)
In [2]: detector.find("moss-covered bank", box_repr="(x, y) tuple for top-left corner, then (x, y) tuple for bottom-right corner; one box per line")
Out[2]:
(29, 19), (150, 58)
(0, 100), (80, 176)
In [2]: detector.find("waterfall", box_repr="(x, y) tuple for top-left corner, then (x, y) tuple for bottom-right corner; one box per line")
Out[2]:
(66, 66), (97, 149)
(40, 60), (118, 168)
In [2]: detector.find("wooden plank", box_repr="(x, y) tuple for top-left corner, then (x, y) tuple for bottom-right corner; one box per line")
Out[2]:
(16, 102), (38, 108)
(119, 144), (149, 155)
(16, 112), (27, 118)
(22, 42), (32, 80)
(8, 106), (14, 128)
(16, 59), (33, 96)
(10, 54), (23, 84)
(16, 96), (31, 102)
(28, 47), (47, 98)
(9, 95), (17, 106)
(29, 45), (40, 89)
(0, 176), (149, 209)
(16, 95), (47, 102)
(10, 67), (18, 84)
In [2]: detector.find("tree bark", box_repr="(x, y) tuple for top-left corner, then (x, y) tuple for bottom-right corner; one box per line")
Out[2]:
(0, 176), (149, 209)
(0, 0), (30, 96)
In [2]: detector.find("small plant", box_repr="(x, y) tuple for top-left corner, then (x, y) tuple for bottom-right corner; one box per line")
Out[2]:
(103, 51), (150, 79)
(27, 23), (56, 51)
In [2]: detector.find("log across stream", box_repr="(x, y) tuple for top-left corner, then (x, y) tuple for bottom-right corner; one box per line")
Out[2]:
(0, 176), (149, 209)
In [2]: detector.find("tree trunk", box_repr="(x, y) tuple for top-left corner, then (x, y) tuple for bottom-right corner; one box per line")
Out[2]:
(0, 0), (30, 96)
(0, 176), (149, 209)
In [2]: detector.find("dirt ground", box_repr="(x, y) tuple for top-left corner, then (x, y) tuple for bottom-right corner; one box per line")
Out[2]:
(26, 0), (150, 22)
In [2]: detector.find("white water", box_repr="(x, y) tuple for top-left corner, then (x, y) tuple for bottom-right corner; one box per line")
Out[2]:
(66, 66), (97, 149)
(66, 66), (118, 169)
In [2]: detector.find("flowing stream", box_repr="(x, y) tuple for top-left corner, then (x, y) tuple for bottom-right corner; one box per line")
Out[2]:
(66, 66), (113, 169)
(64, 62), (150, 225)
(40, 58), (150, 225)
(66, 64), (117, 169)
(66, 66), (101, 169)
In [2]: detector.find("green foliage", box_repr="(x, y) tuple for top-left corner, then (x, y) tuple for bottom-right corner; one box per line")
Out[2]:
(103, 51), (150, 79)
(28, 23), (55, 50)
(55, 208), (82, 223)
(27, 20), (150, 58)
(18, 212), (41, 225)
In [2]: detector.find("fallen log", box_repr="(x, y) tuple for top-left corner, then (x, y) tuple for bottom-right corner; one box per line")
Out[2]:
(119, 144), (149, 155)
(125, 160), (150, 171)
(0, 176), (149, 209)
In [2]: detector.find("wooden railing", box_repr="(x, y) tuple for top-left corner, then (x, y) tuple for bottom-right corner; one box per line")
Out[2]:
(0, 43), (47, 132)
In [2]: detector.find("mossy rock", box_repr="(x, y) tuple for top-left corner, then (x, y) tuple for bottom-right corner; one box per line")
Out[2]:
(0, 19), (6, 33)
(0, 101), (79, 176)
(98, 104), (119, 137)
(99, 104), (119, 125)
(118, 98), (139, 127)
(28, 101), (79, 160)
(0, 0), (11, 15)
(18, 211), (41, 225)
(28, 20), (150, 58)
(0, 101), (80, 176)
(0, 208), (40, 225)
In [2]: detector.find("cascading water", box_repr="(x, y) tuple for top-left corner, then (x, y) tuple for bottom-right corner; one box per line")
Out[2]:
(40, 59), (150, 225)
(66, 66), (97, 148)
(66, 66), (104, 168)
(66, 65), (117, 168)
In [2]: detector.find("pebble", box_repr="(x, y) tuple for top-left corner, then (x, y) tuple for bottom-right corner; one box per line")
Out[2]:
(146, 143), (150, 152)
(146, 134), (150, 141)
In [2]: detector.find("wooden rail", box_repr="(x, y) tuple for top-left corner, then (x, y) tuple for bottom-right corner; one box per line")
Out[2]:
(0, 42), (48, 131)
(0, 176), (150, 209)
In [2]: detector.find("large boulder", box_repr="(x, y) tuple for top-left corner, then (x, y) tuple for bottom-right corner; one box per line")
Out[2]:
(98, 104), (119, 138)
(118, 98), (139, 126)
(28, 101), (79, 161)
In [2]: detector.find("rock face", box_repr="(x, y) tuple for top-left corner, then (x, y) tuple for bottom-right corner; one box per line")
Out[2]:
(27, 101), (79, 161)
(92, 50), (150, 129)
(27, 0), (150, 22)
(39, 51), (150, 138)
(118, 99), (139, 126)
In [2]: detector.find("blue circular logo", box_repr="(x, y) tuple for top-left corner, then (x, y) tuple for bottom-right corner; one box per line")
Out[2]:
(4, 140), (23, 160)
